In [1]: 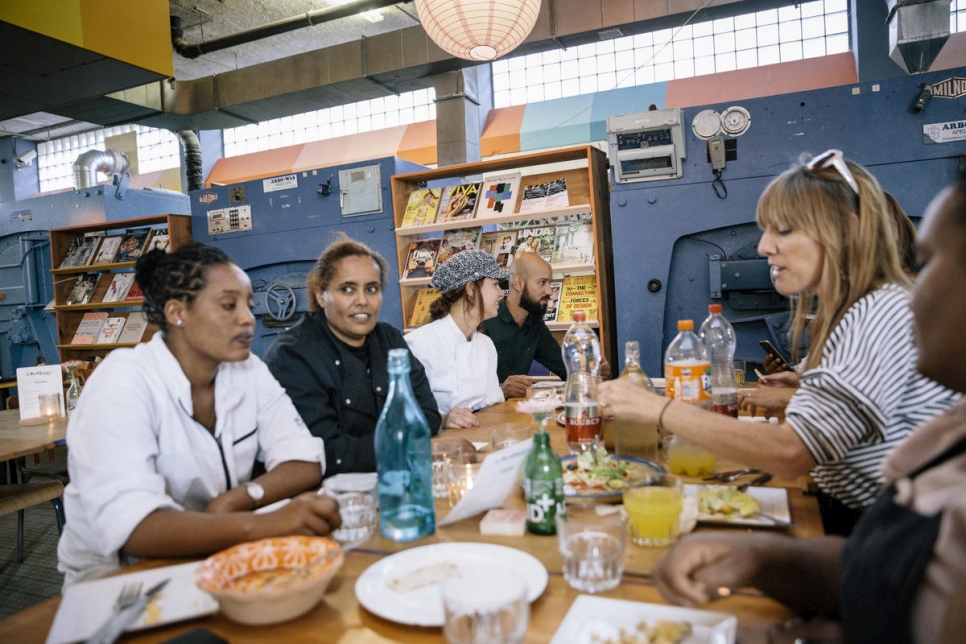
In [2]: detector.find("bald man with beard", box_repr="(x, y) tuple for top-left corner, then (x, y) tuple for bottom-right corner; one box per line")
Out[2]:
(482, 252), (610, 398)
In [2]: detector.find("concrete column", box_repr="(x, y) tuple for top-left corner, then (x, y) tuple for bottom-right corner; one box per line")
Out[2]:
(432, 66), (493, 168)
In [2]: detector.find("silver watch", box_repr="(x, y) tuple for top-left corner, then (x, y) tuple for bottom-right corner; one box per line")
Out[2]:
(245, 481), (265, 508)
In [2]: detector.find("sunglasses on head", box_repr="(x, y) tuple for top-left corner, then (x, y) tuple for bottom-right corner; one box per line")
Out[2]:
(806, 149), (859, 196)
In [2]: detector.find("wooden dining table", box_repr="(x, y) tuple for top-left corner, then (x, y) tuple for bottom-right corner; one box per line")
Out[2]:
(0, 408), (68, 484)
(0, 400), (822, 644)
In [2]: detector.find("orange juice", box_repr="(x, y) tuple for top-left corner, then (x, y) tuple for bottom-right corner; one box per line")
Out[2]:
(624, 485), (683, 546)
(666, 437), (716, 477)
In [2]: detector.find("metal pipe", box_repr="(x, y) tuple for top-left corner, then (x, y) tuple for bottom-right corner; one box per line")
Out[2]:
(179, 131), (204, 192)
(171, 0), (409, 59)
(72, 150), (130, 189)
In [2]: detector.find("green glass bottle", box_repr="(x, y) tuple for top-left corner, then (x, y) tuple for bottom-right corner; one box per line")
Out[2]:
(523, 430), (565, 535)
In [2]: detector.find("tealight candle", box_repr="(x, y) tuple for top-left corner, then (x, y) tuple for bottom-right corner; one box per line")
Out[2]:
(39, 393), (60, 419)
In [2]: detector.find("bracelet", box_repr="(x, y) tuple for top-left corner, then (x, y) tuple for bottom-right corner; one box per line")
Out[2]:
(657, 398), (674, 431)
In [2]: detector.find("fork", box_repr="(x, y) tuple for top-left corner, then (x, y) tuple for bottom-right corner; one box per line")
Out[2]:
(85, 581), (142, 644)
(703, 468), (760, 482)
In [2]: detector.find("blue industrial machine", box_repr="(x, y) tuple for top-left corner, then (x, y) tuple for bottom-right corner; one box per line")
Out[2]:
(607, 67), (966, 377)
(190, 157), (426, 358)
(0, 179), (189, 376)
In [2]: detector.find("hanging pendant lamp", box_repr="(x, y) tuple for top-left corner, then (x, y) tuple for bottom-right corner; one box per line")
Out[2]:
(414, 0), (542, 62)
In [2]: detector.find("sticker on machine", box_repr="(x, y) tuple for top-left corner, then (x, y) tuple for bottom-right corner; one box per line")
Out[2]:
(263, 174), (298, 193)
(924, 121), (966, 144)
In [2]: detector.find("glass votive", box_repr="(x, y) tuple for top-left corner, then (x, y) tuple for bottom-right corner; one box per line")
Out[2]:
(733, 359), (747, 386)
(432, 441), (464, 499)
(442, 568), (529, 644)
(623, 475), (684, 547)
(446, 454), (482, 508)
(322, 473), (377, 543)
(489, 423), (531, 451)
(556, 505), (627, 593)
(39, 393), (61, 419)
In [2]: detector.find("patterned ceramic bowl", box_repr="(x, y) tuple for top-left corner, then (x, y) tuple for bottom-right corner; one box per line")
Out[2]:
(195, 536), (343, 625)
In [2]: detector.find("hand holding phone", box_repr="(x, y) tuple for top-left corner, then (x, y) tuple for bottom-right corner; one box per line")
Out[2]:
(759, 340), (791, 373)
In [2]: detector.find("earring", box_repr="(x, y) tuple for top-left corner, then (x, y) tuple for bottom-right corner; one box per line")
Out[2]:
(176, 319), (184, 327)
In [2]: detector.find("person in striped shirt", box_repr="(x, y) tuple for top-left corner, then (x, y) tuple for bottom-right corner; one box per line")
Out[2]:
(598, 150), (958, 536)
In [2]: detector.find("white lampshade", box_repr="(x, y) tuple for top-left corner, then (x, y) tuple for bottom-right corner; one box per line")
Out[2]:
(414, 0), (542, 62)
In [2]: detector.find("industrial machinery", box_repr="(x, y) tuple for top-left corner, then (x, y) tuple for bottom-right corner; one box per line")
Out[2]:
(190, 157), (426, 358)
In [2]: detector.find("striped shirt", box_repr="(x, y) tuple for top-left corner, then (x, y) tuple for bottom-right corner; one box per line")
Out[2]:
(786, 284), (960, 509)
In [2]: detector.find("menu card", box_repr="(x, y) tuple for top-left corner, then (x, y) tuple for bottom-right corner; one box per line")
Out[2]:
(439, 438), (533, 526)
(16, 364), (64, 422)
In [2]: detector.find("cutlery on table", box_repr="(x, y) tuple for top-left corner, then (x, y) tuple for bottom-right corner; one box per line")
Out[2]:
(737, 472), (772, 491)
(703, 468), (761, 482)
(85, 578), (169, 644)
(754, 510), (795, 527)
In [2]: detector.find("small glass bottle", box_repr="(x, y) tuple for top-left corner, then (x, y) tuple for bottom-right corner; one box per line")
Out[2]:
(374, 349), (435, 542)
(613, 341), (658, 462)
(65, 365), (82, 417)
(562, 310), (602, 454)
(523, 430), (565, 535)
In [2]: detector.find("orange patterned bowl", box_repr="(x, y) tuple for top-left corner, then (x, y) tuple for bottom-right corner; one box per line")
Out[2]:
(195, 536), (343, 625)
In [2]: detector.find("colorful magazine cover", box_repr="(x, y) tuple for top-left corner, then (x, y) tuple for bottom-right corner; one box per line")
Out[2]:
(436, 227), (482, 266)
(514, 226), (556, 262)
(436, 182), (482, 222)
(402, 239), (442, 279)
(477, 172), (522, 217)
(116, 227), (153, 263)
(65, 274), (99, 305)
(90, 235), (123, 265)
(400, 188), (442, 227)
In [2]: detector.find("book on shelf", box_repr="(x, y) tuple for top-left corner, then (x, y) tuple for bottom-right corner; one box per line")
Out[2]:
(117, 311), (149, 343)
(59, 234), (102, 269)
(543, 280), (563, 323)
(102, 273), (136, 303)
(514, 226), (556, 262)
(435, 182), (482, 223)
(477, 172), (522, 218)
(436, 227), (482, 266)
(116, 226), (153, 263)
(552, 220), (595, 264)
(400, 188), (442, 227)
(65, 274), (99, 305)
(409, 287), (443, 328)
(94, 316), (126, 345)
(480, 230), (517, 269)
(70, 312), (109, 345)
(557, 274), (599, 323)
(402, 239), (442, 279)
(90, 235), (123, 265)
(124, 280), (144, 302)
(144, 227), (170, 253)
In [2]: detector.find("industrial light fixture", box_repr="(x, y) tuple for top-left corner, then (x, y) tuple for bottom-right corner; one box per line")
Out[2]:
(414, 0), (542, 61)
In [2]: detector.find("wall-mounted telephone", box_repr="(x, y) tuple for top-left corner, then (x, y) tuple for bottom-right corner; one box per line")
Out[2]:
(708, 136), (726, 171)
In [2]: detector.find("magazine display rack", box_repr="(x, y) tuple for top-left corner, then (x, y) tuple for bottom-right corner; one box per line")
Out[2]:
(49, 214), (192, 363)
(390, 145), (617, 366)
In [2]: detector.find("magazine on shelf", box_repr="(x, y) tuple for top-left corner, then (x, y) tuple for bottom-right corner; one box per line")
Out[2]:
(116, 227), (153, 263)
(480, 231), (517, 269)
(70, 312), (109, 345)
(402, 239), (442, 279)
(477, 172), (522, 218)
(552, 220), (595, 264)
(94, 316), (126, 345)
(124, 280), (144, 302)
(102, 273), (135, 303)
(409, 287), (443, 328)
(557, 274), (599, 323)
(400, 188), (442, 227)
(144, 227), (170, 253)
(90, 235), (123, 265)
(65, 274), (99, 305)
(543, 280), (563, 323)
(520, 178), (569, 213)
(117, 312), (149, 343)
(59, 234), (102, 269)
(436, 182), (482, 223)
(436, 227), (482, 266)
(514, 226), (556, 262)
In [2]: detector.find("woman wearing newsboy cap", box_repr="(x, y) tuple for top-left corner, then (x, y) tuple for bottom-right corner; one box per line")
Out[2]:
(406, 249), (511, 428)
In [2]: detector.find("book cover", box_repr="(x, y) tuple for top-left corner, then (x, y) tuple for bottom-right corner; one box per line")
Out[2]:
(409, 287), (443, 328)
(124, 280), (144, 302)
(557, 274), (599, 323)
(515, 226), (556, 262)
(543, 280), (563, 323)
(400, 188), (442, 227)
(144, 227), (170, 253)
(436, 227), (482, 266)
(116, 226), (153, 263)
(102, 273), (135, 303)
(518, 182), (549, 213)
(65, 274), (99, 305)
(480, 231), (517, 269)
(477, 172), (522, 218)
(402, 239), (442, 279)
(544, 177), (570, 209)
(117, 311), (149, 343)
(90, 235), (123, 265)
(94, 316), (126, 345)
(435, 182), (482, 223)
(552, 220), (595, 264)
(59, 235), (102, 269)
(70, 312), (109, 345)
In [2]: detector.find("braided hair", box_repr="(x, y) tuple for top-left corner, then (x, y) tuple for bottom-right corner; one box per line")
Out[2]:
(135, 242), (233, 333)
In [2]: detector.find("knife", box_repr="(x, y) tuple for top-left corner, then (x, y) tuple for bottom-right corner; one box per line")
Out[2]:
(85, 578), (170, 644)
(737, 472), (772, 492)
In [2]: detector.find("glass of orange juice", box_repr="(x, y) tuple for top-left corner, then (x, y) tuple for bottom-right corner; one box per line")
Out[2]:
(665, 434), (715, 477)
(623, 476), (684, 547)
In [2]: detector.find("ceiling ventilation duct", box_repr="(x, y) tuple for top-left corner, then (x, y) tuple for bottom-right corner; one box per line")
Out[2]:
(73, 150), (130, 189)
(885, 0), (951, 74)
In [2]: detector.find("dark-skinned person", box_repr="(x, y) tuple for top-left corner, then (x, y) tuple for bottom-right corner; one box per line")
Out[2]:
(597, 150), (958, 536)
(652, 172), (966, 644)
(58, 243), (340, 586)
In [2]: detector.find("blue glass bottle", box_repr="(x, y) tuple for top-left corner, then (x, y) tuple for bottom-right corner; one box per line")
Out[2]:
(374, 348), (435, 541)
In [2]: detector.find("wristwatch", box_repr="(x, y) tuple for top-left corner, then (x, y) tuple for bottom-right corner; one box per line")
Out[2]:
(245, 481), (265, 509)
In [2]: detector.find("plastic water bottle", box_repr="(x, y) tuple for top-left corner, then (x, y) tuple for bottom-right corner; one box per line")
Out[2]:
(699, 304), (738, 418)
(664, 320), (715, 476)
(613, 341), (658, 462)
(561, 310), (602, 454)
(374, 349), (435, 542)
(65, 365), (82, 417)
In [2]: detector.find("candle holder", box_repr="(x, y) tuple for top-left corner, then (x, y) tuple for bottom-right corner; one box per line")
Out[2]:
(39, 393), (61, 419)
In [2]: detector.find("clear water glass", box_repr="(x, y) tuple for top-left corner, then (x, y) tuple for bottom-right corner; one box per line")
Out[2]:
(489, 423), (531, 451)
(556, 505), (627, 593)
(442, 568), (529, 644)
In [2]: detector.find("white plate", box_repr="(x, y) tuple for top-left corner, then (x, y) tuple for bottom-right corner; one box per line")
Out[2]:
(354, 542), (548, 626)
(551, 595), (737, 644)
(684, 484), (792, 527)
(46, 561), (218, 644)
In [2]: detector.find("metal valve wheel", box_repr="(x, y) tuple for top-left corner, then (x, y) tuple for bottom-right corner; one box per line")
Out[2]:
(265, 282), (297, 321)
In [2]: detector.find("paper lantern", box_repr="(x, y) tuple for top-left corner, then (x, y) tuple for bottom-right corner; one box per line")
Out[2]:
(414, 0), (542, 61)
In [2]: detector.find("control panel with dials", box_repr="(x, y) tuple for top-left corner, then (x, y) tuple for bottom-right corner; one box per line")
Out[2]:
(207, 204), (253, 235)
(607, 108), (686, 183)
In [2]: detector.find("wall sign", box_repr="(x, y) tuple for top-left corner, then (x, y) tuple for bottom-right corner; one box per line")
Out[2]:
(263, 174), (298, 193)
(924, 120), (966, 144)
(930, 77), (966, 99)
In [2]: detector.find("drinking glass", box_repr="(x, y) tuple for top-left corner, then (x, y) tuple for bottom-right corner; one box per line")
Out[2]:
(446, 453), (482, 507)
(665, 434), (715, 477)
(442, 568), (529, 644)
(733, 359), (746, 386)
(623, 475), (684, 547)
(556, 505), (627, 593)
(322, 473), (377, 543)
(432, 442), (463, 499)
(38, 393), (61, 419)
(489, 423), (531, 451)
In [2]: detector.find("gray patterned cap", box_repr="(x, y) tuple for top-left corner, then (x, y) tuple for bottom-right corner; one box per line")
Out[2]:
(431, 249), (511, 294)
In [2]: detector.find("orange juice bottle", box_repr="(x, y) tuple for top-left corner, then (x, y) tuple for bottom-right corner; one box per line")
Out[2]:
(663, 320), (715, 476)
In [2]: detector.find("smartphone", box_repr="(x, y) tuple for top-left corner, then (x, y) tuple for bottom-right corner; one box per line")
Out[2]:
(758, 340), (791, 369)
